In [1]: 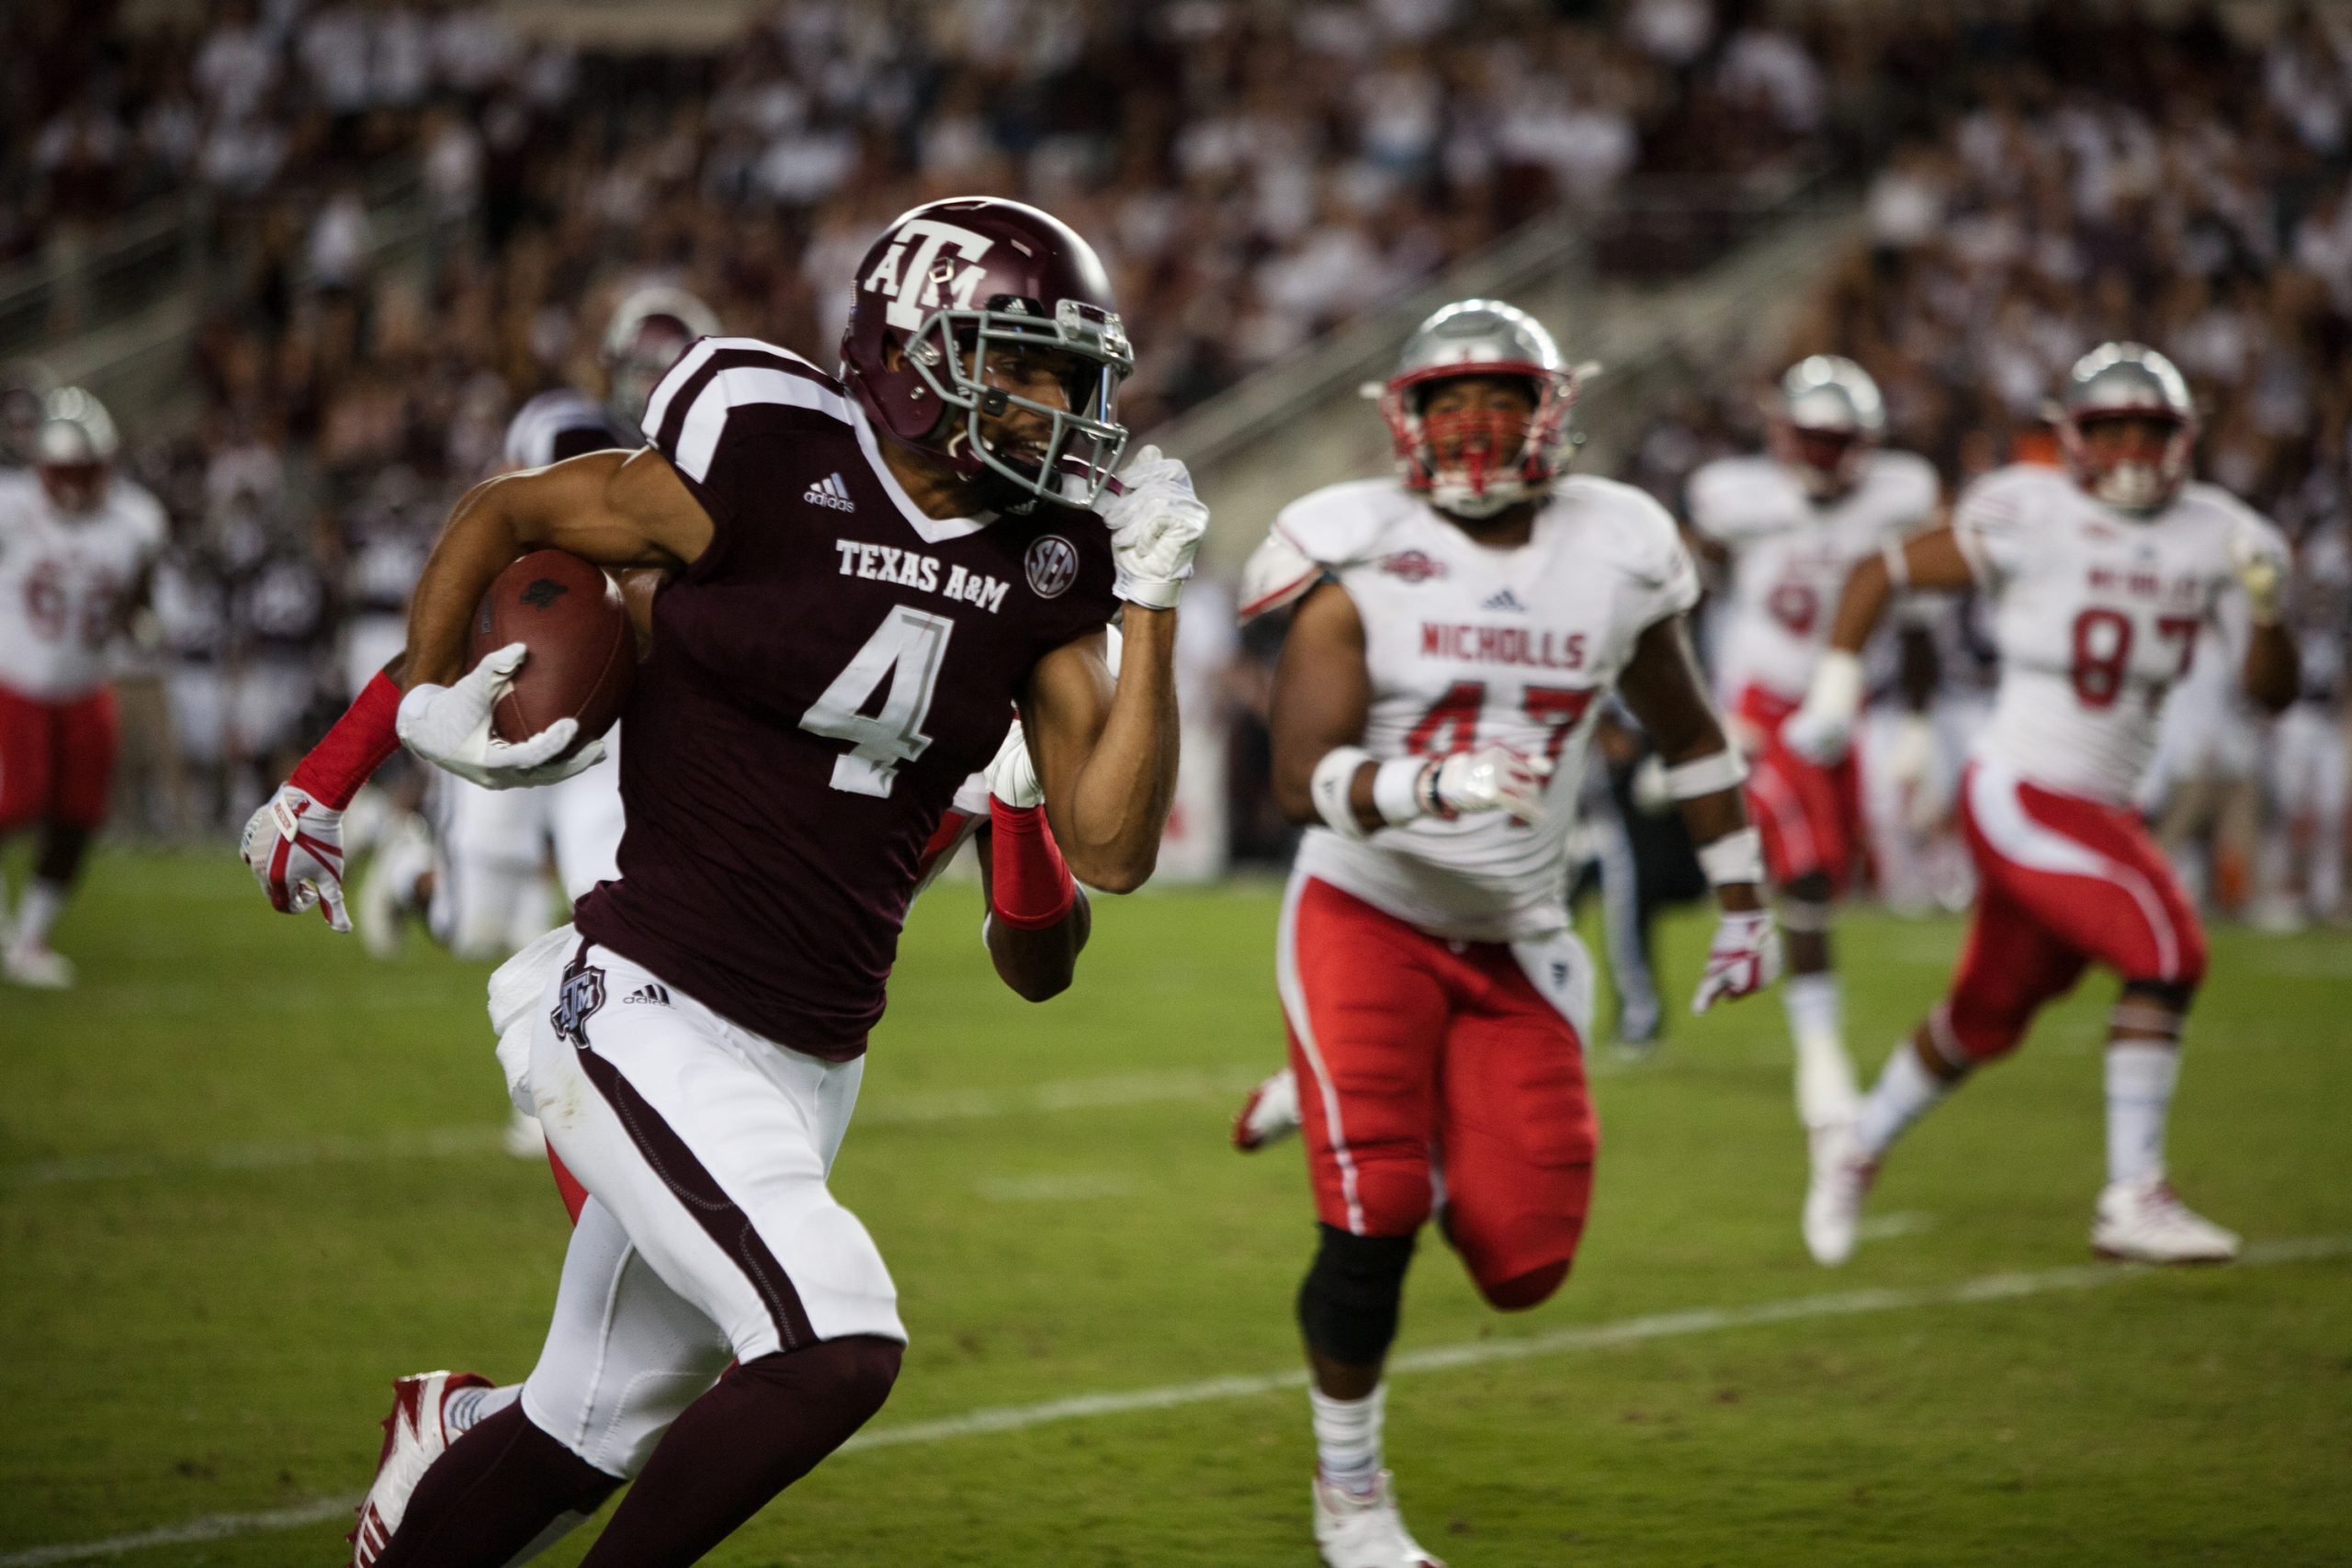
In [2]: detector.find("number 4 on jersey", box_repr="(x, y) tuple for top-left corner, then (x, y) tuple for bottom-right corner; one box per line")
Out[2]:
(800, 605), (955, 796)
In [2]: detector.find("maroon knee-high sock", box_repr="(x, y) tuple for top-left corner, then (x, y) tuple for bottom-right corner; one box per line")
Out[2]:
(375, 1404), (619, 1568)
(578, 1336), (902, 1567)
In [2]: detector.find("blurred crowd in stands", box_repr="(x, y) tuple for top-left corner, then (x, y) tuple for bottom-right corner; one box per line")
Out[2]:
(1, 0), (1850, 829)
(2, 1), (2347, 920)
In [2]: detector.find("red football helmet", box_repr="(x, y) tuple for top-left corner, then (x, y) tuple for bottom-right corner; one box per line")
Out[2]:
(840, 197), (1133, 509)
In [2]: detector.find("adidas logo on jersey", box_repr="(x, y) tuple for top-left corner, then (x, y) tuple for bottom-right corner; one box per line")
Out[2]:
(622, 983), (672, 1006)
(1481, 588), (1528, 613)
(804, 473), (856, 513)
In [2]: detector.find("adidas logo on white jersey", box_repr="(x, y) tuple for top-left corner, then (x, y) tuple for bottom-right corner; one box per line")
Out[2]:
(1481, 588), (1528, 613)
(803, 472), (855, 513)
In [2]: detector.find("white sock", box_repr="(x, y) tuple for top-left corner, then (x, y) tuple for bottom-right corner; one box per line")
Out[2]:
(2104, 1043), (2179, 1188)
(13, 878), (67, 948)
(443, 1382), (523, 1436)
(1782, 972), (1856, 1127)
(1310, 1382), (1385, 1496)
(1854, 1040), (1951, 1158)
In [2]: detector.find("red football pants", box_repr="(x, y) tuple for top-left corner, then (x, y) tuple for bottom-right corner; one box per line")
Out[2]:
(0, 683), (118, 834)
(1736, 684), (1862, 889)
(1280, 876), (1597, 1304)
(1935, 759), (2208, 1063)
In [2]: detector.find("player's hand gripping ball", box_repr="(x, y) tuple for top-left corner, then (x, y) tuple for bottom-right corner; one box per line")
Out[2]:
(240, 784), (350, 931)
(398, 552), (634, 790)
(1103, 445), (1208, 610)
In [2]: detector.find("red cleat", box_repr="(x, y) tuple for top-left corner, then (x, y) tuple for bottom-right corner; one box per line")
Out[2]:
(348, 1370), (492, 1566)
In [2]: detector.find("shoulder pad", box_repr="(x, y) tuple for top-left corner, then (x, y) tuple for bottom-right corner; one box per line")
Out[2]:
(1684, 457), (1788, 541)
(641, 338), (854, 482)
(1238, 480), (1405, 622)
(1872, 450), (1943, 522)
(1238, 527), (1325, 623)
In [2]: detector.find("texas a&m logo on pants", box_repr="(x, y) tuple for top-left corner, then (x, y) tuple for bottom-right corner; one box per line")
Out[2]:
(552, 959), (607, 1048)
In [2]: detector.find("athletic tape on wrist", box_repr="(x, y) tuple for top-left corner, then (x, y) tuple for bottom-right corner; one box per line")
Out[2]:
(1310, 747), (1374, 840)
(1806, 649), (1865, 724)
(1372, 757), (1434, 828)
(1696, 827), (1765, 888)
(1662, 749), (1747, 800)
(1881, 538), (1911, 594)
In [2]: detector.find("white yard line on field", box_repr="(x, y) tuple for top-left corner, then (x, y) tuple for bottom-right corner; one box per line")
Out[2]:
(6, 1235), (2345, 1566)
(0, 1068), (1267, 1190)
(0, 1499), (361, 1568)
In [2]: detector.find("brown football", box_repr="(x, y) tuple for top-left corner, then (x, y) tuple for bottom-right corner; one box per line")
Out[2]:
(469, 549), (636, 757)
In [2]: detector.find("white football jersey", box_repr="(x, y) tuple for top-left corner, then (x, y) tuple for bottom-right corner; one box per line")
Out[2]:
(1269, 476), (1700, 942)
(1953, 464), (2289, 805)
(1685, 449), (1940, 704)
(0, 471), (167, 701)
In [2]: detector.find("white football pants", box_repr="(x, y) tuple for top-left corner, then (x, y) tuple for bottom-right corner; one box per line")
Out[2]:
(504, 932), (905, 1474)
(431, 735), (626, 958)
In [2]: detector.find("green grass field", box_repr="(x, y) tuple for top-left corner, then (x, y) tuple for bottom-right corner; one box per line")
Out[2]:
(4, 849), (2349, 1566)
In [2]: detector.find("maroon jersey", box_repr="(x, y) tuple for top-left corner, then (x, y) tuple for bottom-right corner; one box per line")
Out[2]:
(573, 338), (1117, 1055)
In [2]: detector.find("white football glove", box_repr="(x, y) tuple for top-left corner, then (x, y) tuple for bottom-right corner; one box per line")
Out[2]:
(395, 642), (605, 790)
(1883, 713), (1949, 834)
(2229, 517), (2285, 626)
(1782, 649), (1863, 766)
(984, 720), (1044, 809)
(240, 784), (351, 932)
(1430, 743), (1554, 824)
(1690, 908), (1782, 1014)
(1103, 445), (1208, 610)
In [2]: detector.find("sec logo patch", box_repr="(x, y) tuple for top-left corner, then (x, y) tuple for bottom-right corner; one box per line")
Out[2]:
(1025, 534), (1078, 599)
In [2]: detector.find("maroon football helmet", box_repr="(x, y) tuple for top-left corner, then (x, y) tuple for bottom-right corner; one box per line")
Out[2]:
(840, 197), (1133, 508)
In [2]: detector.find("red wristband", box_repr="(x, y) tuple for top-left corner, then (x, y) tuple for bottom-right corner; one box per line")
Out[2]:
(988, 797), (1076, 930)
(288, 671), (403, 808)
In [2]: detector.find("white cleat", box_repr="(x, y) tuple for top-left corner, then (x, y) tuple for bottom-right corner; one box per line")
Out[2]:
(503, 1108), (547, 1160)
(1232, 1066), (1302, 1152)
(1314, 1471), (1446, 1568)
(3, 940), (75, 989)
(1803, 1121), (1876, 1267)
(2091, 1175), (2240, 1264)
(349, 1369), (491, 1566)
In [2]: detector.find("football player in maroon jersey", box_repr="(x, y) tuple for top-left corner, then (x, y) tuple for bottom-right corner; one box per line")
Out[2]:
(244, 197), (1202, 1567)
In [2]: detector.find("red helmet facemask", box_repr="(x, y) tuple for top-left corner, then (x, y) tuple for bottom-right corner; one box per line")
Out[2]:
(1378, 365), (1576, 520)
(2059, 411), (2195, 513)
